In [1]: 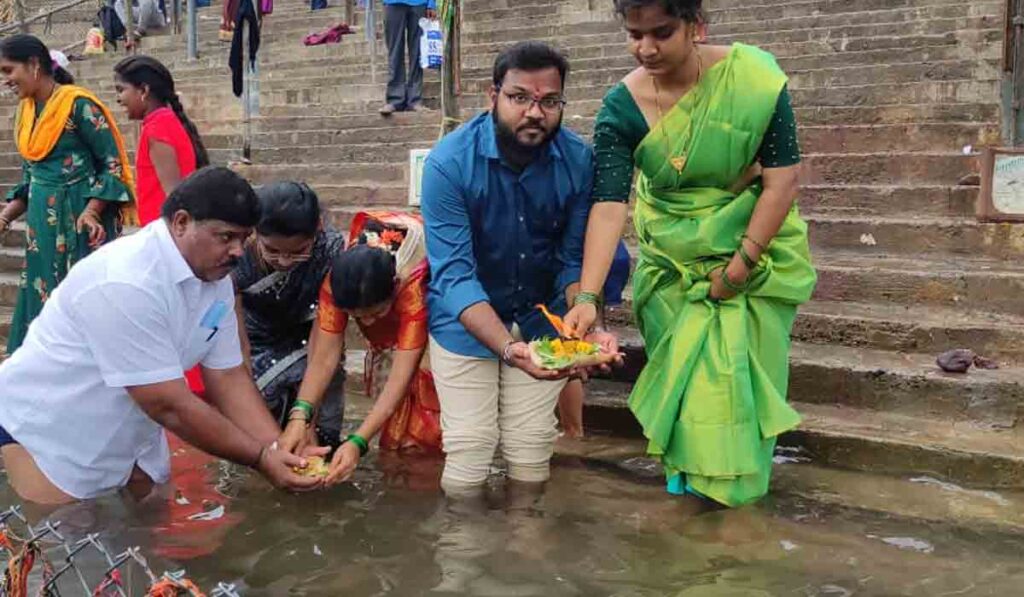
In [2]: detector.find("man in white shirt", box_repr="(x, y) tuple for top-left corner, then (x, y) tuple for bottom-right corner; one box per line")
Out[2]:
(0, 167), (323, 504)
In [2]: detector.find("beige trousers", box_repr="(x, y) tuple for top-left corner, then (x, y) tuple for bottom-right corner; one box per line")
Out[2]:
(429, 336), (567, 492)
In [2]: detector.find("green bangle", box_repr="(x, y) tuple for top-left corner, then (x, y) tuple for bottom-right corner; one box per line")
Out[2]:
(737, 245), (758, 270)
(573, 291), (602, 308)
(720, 270), (748, 294)
(344, 433), (369, 456)
(292, 399), (315, 417)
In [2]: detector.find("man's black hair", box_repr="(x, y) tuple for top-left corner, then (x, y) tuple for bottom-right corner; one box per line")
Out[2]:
(492, 41), (570, 90)
(161, 166), (260, 227)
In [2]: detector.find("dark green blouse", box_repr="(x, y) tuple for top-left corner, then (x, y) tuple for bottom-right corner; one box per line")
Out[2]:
(592, 83), (801, 202)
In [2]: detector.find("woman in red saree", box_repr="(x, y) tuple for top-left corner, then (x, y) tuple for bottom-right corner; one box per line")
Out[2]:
(295, 211), (442, 484)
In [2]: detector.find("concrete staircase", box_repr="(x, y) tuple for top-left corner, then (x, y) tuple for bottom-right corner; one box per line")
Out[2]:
(3, 0), (1022, 493)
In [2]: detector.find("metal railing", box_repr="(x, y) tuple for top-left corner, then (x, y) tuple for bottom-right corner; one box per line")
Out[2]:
(0, 0), (102, 54)
(0, 506), (241, 597)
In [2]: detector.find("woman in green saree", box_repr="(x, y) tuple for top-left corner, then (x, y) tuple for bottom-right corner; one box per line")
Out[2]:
(564, 0), (816, 507)
(0, 35), (136, 354)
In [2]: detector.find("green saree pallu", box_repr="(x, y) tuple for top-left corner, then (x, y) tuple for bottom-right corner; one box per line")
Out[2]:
(629, 44), (817, 507)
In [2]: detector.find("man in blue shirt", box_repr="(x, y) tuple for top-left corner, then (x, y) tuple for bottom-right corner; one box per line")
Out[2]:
(380, 0), (436, 115)
(422, 42), (613, 496)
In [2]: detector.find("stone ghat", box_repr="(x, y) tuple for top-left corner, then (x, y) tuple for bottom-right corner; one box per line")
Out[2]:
(0, 0), (1020, 496)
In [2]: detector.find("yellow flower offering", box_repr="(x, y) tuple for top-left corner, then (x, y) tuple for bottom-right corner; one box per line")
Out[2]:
(528, 337), (614, 370)
(293, 455), (331, 478)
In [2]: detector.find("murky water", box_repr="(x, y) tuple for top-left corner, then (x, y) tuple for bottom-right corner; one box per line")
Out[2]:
(4, 431), (1024, 596)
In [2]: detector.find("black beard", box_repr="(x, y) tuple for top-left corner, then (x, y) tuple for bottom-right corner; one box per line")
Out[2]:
(492, 111), (561, 172)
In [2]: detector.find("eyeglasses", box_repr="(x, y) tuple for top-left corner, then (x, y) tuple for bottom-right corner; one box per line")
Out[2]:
(499, 88), (567, 113)
(257, 238), (313, 264)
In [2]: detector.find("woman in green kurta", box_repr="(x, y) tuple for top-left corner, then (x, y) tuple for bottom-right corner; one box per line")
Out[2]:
(0, 35), (135, 353)
(564, 0), (816, 507)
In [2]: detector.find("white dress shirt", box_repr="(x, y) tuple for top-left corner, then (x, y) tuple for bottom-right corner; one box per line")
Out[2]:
(0, 220), (242, 499)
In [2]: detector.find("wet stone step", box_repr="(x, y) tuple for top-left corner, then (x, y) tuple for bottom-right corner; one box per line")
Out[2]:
(599, 327), (1024, 427)
(792, 301), (1024, 364)
(578, 378), (1024, 490)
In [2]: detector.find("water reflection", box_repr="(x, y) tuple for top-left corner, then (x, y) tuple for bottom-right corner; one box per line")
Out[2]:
(4, 438), (1024, 596)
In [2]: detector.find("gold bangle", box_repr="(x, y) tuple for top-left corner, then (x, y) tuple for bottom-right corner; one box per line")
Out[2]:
(741, 234), (767, 253)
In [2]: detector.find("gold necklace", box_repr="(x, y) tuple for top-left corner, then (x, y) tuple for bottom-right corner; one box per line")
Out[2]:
(652, 46), (704, 174)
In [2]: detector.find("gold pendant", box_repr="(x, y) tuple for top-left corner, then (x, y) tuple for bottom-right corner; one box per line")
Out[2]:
(670, 155), (687, 173)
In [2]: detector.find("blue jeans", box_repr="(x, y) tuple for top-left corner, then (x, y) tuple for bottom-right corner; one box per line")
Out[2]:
(311, 0), (327, 9)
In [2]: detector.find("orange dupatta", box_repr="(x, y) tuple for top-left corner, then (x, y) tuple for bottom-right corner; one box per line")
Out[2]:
(16, 85), (139, 225)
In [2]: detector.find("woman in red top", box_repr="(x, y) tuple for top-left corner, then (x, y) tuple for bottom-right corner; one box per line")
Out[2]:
(114, 55), (209, 395)
(113, 55), (209, 224)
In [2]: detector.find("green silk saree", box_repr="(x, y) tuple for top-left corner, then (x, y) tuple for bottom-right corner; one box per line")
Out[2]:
(628, 44), (817, 507)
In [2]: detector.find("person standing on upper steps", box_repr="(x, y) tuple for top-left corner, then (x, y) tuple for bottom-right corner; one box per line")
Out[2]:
(114, 54), (211, 397)
(380, 0), (437, 116)
(219, 0), (240, 41)
(0, 34), (138, 355)
(114, 0), (167, 39)
(563, 0), (817, 508)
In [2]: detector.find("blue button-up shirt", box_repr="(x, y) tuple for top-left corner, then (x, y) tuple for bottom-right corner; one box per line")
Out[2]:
(422, 113), (595, 358)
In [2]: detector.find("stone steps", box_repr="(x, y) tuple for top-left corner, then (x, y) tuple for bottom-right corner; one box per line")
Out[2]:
(463, 1), (1001, 36)
(139, 148), (981, 192)
(795, 102), (1000, 126)
(582, 378), (1024, 490)
(460, 4), (1001, 46)
(205, 121), (994, 158)
(805, 213), (1024, 261)
(552, 434), (1024, 538)
(800, 184), (978, 218)
(61, 27), (1000, 84)
(453, 78), (1001, 117)
(814, 252), (1024, 317)
(54, 51), (1000, 106)
(53, 3), (1000, 79)
(605, 295), (1024, 366)
(9, 0), (1020, 501)
(580, 331), (1024, 490)
(709, 0), (1002, 24)
(540, 249), (1024, 320)
(197, 121), (993, 156)
(202, 123), (441, 149)
(458, 15), (1001, 57)
(4, 230), (1015, 320)
(787, 402), (1024, 488)
(459, 28), (1001, 69)
(793, 300), (1024, 363)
